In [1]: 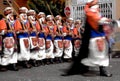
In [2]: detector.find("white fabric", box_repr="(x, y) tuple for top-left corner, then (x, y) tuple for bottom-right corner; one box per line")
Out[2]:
(116, 20), (120, 28)
(87, 0), (93, 3)
(74, 45), (80, 57)
(37, 38), (46, 60)
(29, 36), (38, 49)
(4, 7), (12, 12)
(81, 37), (109, 67)
(18, 38), (31, 61)
(63, 40), (73, 59)
(30, 51), (39, 60)
(1, 37), (17, 65)
(54, 40), (63, 57)
(91, 5), (99, 9)
(98, 17), (110, 25)
(29, 36), (39, 60)
(38, 12), (45, 15)
(46, 40), (54, 59)
(19, 7), (28, 13)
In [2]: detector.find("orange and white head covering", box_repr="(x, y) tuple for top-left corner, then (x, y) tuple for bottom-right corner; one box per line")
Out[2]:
(75, 19), (82, 24)
(90, 4), (99, 12)
(55, 15), (62, 21)
(27, 9), (36, 16)
(38, 12), (45, 18)
(98, 17), (110, 25)
(4, 7), (13, 16)
(19, 7), (28, 14)
(67, 17), (74, 24)
(46, 15), (54, 21)
(87, 0), (94, 3)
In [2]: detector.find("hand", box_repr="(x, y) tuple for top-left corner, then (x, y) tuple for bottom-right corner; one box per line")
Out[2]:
(7, 30), (13, 33)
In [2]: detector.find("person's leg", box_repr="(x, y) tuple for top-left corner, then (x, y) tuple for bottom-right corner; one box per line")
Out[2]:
(99, 66), (112, 77)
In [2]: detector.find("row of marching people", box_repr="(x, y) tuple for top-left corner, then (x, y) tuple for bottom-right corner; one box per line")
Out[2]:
(0, 6), (84, 71)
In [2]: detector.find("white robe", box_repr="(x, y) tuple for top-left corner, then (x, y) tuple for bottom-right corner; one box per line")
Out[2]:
(81, 37), (109, 67)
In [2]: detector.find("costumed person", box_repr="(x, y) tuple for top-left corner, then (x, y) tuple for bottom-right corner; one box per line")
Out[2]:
(0, 14), (8, 71)
(0, 14), (3, 55)
(45, 15), (56, 64)
(62, 18), (73, 62)
(62, 0), (112, 77)
(37, 12), (46, 28)
(0, 7), (19, 71)
(80, 0), (112, 77)
(54, 16), (64, 63)
(72, 19), (82, 60)
(27, 9), (40, 67)
(37, 12), (46, 65)
(17, 7), (32, 68)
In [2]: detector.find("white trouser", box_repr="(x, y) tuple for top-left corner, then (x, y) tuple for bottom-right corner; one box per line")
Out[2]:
(54, 40), (63, 58)
(1, 37), (17, 65)
(37, 38), (46, 60)
(63, 40), (73, 59)
(18, 38), (31, 61)
(81, 37), (109, 67)
(46, 40), (54, 59)
(29, 36), (39, 60)
(74, 40), (81, 57)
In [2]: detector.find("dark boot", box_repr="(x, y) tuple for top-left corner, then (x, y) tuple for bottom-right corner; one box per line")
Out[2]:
(0, 65), (8, 72)
(46, 59), (50, 65)
(36, 60), (40, 66)
(43, 59), (47, 65)
(50, 58), (55, 64)
(40, 60), (45, 66)
(10, 63), (19, 71)
(99, 66), (112, 77)
(58, 57), (63, 63)
(61, 62), (89, 76)
(31, 60), (38, 67)
(23, 61), (32, 68)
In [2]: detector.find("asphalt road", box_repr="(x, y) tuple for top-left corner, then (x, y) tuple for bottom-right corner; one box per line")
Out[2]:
(0, 58), (120, 81)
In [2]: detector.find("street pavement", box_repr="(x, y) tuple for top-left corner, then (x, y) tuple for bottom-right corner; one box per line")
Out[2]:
(0, 58), (120, 81)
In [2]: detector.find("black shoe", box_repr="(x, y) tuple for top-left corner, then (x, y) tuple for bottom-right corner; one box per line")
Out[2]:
(24, 61), (32, 68)
(46, 59), (50, 65)
(36, 60), (41, 66)
(11, 64), (19, 71)
(31, 60), (38, 67)
(0, 66), (8, 72)
(99, 66), (112, 77)
(50, 58), (55, 64)
(40, 60), (45, 66)
(100, 73), (112, 77)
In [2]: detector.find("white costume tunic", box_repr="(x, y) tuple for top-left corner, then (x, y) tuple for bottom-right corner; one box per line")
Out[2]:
(37, 32), (46, 60)
(63, 36), (73, 59)
(81, 29), (109, 67)
(1, 33), (17, 65)
(29, 32), (39, 60)
(45, 35), (54, 59)
(17, 32), (31, 61)
(54, 36), (63, 58)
